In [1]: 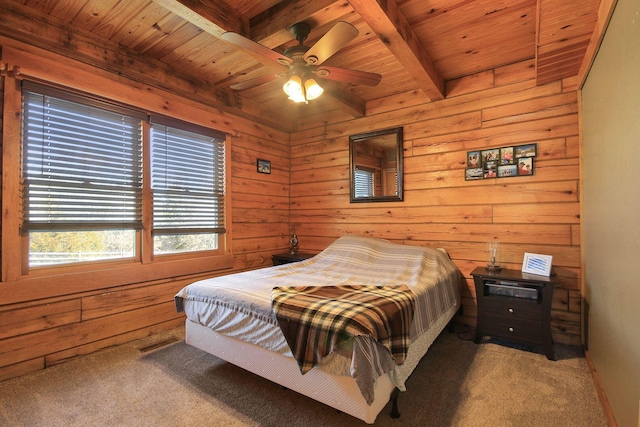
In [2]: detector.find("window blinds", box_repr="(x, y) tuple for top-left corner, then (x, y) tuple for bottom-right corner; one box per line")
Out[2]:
(354, 167), (375, 197)
(150, 116), (226, 235)
(22, 83), (144, 231)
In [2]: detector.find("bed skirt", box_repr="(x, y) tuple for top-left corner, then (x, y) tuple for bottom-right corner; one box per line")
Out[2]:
(184, 302), (457, 424)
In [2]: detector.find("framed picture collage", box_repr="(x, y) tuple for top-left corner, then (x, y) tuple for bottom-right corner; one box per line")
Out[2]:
(465, 143), (537, 180)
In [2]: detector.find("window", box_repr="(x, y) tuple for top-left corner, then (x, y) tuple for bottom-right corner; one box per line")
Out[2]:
(354, 167), (375, 198)
(21, 83), (226, 267)
(150, 117), (226, 255)
(22, 83), (143, 267)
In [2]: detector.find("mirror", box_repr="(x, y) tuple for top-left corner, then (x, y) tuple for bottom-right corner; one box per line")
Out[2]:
(349, 127), (403, 203)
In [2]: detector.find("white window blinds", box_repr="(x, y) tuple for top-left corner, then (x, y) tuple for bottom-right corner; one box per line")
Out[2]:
(22, 83), (144, 231)
(150, 116), (226, 235)
(354, 167), (375, 197)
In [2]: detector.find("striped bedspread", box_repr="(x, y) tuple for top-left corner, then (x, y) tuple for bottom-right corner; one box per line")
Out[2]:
(175, 235), (460, 404)
(272, 284), (416, 374)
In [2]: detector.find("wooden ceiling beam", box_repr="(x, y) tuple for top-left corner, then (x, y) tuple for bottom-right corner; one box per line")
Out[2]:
(250, 0), (349, 49)
(150, 0), (249, 38)
(347, 0), (445, 101)
(321, 80), (366, 118)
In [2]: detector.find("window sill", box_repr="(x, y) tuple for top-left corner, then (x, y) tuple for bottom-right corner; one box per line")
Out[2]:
(1, 253), (235, 306)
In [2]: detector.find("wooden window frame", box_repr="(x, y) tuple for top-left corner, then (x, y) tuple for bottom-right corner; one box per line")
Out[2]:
(1, 46), (234, 305)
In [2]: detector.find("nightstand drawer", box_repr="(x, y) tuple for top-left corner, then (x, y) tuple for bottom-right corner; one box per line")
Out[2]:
(483, 314), (542, 343)
(483, 297), (542, 321)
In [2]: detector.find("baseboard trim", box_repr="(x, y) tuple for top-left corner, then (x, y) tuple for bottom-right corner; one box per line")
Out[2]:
(584, 349), (617, 427)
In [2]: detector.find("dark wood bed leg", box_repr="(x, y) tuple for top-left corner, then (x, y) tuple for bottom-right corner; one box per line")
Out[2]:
(390, 388), (401, 419)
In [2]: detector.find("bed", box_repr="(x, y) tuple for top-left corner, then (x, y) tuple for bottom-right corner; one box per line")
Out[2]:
(175, 235), (460, 424)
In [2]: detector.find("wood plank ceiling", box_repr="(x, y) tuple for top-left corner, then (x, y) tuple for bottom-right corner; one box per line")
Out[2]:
(0, 0), (600, 132)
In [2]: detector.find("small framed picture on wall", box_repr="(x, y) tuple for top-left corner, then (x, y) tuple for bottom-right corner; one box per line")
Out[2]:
(257, 159), (271, 174)
(484, 161), (497, 178)
(467, 151), (482, 168)
(497, 164), (517, 177)
(517, 157), (534, 175)
(500, 146), (514, 165)
(465, 167), (483, 180)
(515, 143), (537, 158)
(482, 149), (499, 163)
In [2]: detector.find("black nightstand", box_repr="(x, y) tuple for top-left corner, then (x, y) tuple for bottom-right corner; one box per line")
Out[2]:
(471, 267), (556, 360)
(272, 252), (315, 266)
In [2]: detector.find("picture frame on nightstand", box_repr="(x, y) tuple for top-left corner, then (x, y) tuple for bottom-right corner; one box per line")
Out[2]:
(522, 252), (553, 276)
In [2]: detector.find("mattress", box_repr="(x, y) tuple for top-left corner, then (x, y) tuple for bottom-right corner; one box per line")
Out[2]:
(175, 235), (460, 404)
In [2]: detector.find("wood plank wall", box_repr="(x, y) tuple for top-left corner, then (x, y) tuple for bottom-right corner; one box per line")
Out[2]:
(0, 43), (291, 382)
(289, 59), (581, 346)
(0, 47), (582, 383)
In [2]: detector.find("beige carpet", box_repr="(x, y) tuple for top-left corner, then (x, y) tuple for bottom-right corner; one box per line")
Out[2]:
(0, 327), (607, 426)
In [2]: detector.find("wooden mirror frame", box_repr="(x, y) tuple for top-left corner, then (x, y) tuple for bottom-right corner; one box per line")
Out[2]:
(349, 127), (404, 203)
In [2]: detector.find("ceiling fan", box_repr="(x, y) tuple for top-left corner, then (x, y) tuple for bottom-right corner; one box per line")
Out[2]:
(220, 21), (382, 103)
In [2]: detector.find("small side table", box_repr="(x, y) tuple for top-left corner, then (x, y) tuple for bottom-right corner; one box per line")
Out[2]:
(471, 266), (556, 360)
(272, 252), (315, 266)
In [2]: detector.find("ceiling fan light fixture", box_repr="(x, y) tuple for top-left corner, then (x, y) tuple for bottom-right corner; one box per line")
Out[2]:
(225, 21), (382, 100)
(283, 74), (323, 103)
(283, 75), (306, 102)
(288, 93), (307, 103)
(304, 78), (323, 100)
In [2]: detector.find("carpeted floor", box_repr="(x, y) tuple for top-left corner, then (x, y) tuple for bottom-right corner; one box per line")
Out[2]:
(0, 327), (608, 426)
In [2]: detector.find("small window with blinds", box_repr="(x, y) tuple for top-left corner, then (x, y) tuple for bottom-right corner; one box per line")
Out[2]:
(150, 116), (226, 255)
(354, 167), (375, 198)
(22, 83), (143, 267)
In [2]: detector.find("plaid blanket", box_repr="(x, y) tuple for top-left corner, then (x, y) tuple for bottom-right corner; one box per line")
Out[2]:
(271, 284), (416, 374)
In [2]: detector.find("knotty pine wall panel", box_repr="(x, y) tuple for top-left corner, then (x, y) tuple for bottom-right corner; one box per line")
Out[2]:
(290, 59), (581, 345)
(0, 300), (81, 340)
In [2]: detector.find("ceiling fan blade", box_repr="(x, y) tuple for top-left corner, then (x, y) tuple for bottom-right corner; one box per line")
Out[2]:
(315, 66), (382, 86)
(230, 74), (279, 90)
(220, 32), (292, 72)
(304, 21), (358, 66)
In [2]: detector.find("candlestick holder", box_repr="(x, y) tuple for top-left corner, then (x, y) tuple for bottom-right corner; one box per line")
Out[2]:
(289, 226), (299, 255)
(486, 241), (501, 271)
